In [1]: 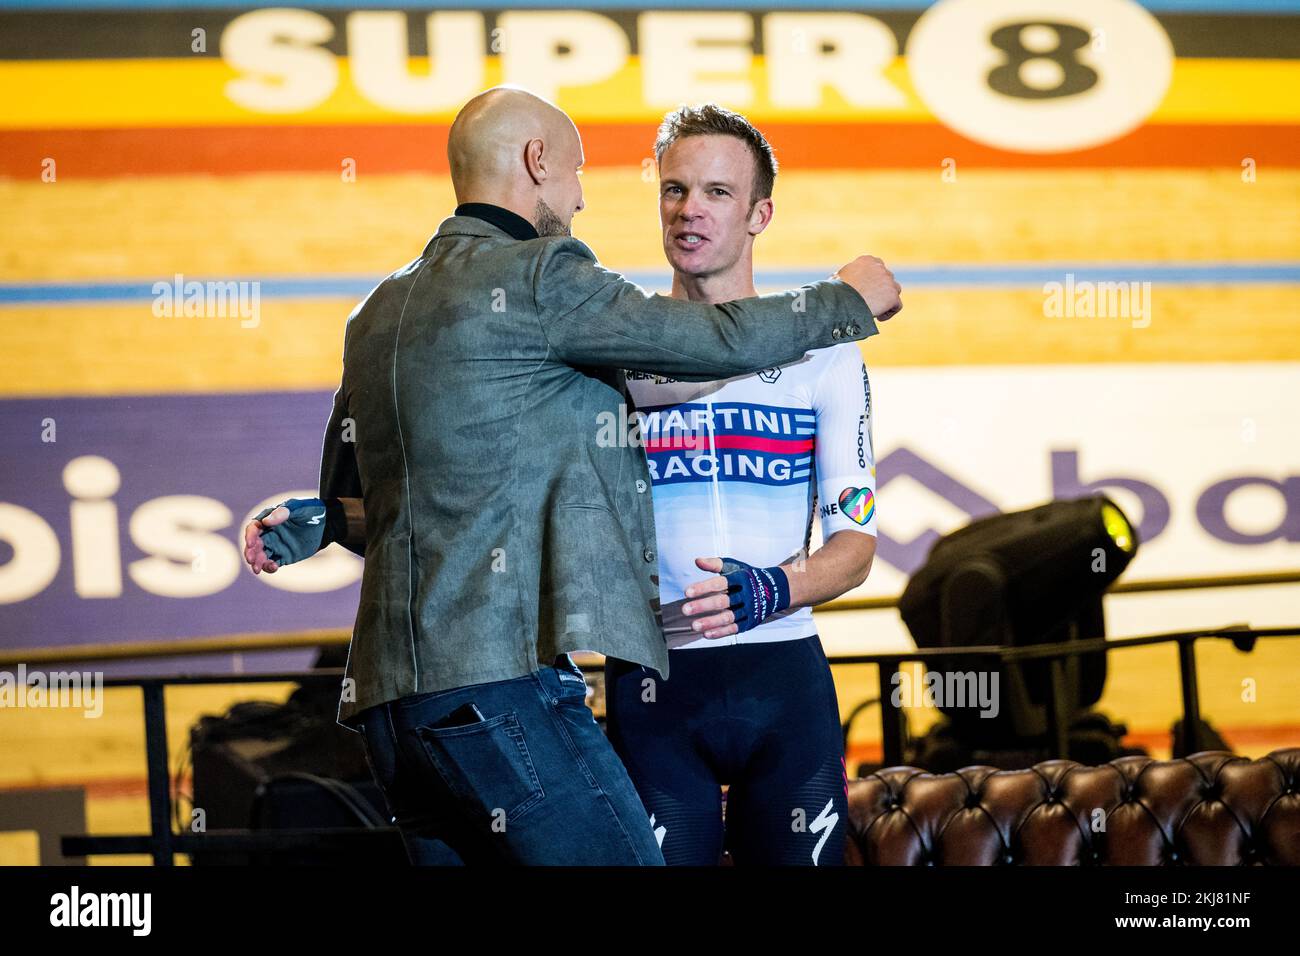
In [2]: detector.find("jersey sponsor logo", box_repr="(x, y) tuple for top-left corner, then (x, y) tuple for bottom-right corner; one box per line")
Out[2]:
(859, 363), (874, 467)
(830, 486), (875, 526)
(857, 413), (869, 470)
(626, 370), (680, 385)
(757, 367), (782, 384)
(636, 401), (816, 488)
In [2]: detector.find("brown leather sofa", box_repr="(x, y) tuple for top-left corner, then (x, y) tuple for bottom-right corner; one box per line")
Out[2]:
(844, 747), (1300, 865)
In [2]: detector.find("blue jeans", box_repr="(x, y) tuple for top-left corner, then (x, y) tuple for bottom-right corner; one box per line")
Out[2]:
(355, 655), (665, 865)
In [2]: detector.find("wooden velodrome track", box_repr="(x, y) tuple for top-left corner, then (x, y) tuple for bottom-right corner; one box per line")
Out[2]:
(2, 164), (1297, 864)
(4, 169), (1299, 392)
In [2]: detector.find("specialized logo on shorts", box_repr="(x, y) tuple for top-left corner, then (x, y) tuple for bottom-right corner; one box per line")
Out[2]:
(649, 813), (667, 848)
(810, 798), (839, 866)
(838, 486), (875, 525)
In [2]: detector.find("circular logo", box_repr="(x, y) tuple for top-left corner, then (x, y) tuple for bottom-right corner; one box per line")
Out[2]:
(907, 0), (1174, 153)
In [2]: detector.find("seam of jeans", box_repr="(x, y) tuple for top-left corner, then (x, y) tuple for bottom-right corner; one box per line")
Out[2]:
(534, 673), (655, 864)
(593, 784), (655, 865)
(382, 702), (400, 756)
(379, 702), (429, 829)
(534, 673), (599, 790)
(500, 719), (547, 822)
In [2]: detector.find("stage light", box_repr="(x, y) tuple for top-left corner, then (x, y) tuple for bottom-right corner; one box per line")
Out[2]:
(1101, 501), (1134, 553)
(897, 494), (1140, 769)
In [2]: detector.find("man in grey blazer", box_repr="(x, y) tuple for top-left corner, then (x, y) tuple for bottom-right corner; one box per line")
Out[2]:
(243, 87), (901, 865)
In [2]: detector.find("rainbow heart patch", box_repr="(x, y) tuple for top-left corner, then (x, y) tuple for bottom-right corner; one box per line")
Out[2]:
(838, 486), (875, 526)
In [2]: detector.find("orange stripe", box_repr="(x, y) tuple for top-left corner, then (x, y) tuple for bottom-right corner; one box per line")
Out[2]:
(2, 122), (1297, 179)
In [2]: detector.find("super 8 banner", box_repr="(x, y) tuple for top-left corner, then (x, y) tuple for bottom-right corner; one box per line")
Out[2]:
(1, 0), (1298, 175)
(1, 0), (1297, 660)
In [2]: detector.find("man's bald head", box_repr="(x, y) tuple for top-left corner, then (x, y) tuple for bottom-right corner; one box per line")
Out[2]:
(447, 87), (586, 236)
(449, 87), (567, 185)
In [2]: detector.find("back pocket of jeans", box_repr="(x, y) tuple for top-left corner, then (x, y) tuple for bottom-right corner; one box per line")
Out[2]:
(414, 712), (545, 825)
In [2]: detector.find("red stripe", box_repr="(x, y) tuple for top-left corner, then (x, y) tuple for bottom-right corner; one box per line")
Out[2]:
(1, 122), (1297, 179)
(643, 435), (814, 453)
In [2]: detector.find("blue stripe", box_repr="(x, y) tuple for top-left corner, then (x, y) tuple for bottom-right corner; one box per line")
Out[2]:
(0, 276), (378, 305)
(4, 263), (1297, 306)
(750, 263), (1300, 288)
(0, 0), (1295, 11)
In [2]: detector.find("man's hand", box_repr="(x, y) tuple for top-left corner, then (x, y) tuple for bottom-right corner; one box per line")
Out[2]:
(680, 556), (792, 639)
(244, 508), (284, 575)
(242, 498), (330, 574)
(834, 255), (902, 322)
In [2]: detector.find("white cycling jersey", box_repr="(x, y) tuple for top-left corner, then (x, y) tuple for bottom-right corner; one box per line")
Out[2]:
(626, 341), (877, 649)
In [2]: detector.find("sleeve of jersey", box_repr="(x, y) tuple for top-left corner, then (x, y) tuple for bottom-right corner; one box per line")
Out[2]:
(813, 345), (878, 538)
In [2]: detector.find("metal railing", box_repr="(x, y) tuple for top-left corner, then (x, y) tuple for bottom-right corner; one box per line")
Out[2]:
(5, 568), (1298, 669)
(48, 629), (1300, 868)
(52, 625), (1300, 865)
(2, 567), (1294, 864)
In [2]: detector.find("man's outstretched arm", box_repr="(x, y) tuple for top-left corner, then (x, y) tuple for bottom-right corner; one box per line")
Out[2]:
(533, 241), (901, 383)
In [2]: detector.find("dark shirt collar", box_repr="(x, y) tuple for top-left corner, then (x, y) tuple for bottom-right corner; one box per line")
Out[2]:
(454, 202), (539, 241)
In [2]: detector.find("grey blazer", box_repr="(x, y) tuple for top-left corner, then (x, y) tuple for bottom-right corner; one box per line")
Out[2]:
(320, 214), (878, 727)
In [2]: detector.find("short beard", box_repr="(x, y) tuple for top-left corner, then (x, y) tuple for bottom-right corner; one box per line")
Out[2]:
(533, 198), (571, 238)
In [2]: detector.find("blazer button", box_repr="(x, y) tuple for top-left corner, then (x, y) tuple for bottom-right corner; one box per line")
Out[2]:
(643, 548), (655, 562)
(847, 324), (860, 335)
(831, 327), (842, 339)
(635, 479), (647, 493)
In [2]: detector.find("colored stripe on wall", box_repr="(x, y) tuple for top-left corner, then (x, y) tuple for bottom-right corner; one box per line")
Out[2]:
(3, 122), (1297, 178)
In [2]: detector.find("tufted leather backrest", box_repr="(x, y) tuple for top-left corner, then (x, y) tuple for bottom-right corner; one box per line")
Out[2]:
(845, 748), (1300, 865)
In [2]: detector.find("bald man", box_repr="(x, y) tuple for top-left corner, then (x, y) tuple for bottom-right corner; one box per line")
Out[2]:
(244, 87), (901, 865)
(446, 86), (584, 236)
